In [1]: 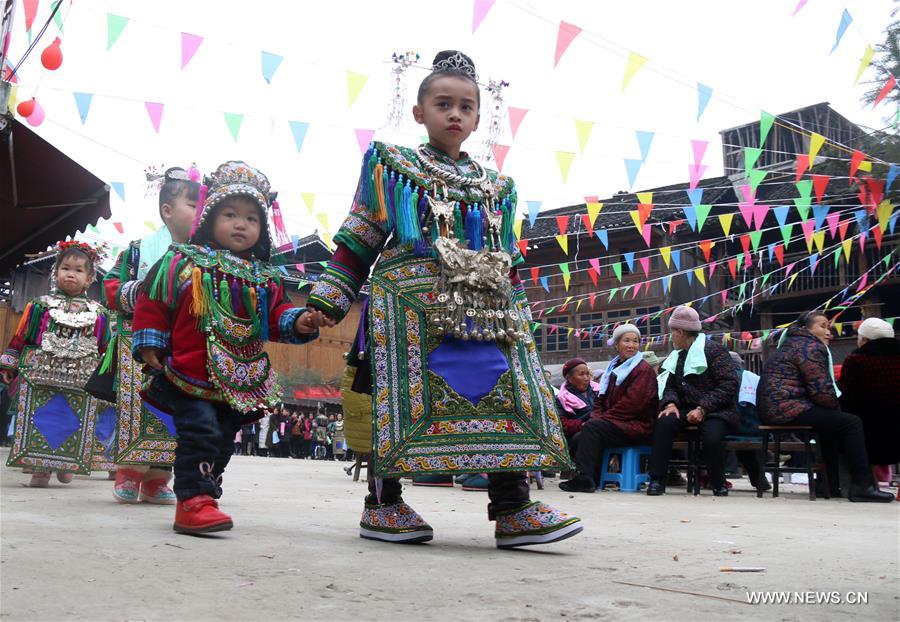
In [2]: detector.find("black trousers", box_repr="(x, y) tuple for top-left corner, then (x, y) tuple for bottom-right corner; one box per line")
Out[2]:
(366, 472), (530, 518)
(147, 376), (240, 501)
(573, 419), (645, 485)
(650, 415), (730, 489)
(791, 405), (873, 487)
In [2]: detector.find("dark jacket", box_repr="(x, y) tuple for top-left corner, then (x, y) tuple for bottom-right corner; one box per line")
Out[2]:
(758, 327), (839, 423)
(661, 337), (739, 427)
(838, 337), (900, 465)
(590, 359), (657, 440)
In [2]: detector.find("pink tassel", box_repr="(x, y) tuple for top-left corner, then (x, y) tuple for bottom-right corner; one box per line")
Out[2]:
(190, 183), (208, 237)
(37, 311), (50, 346)
(271, 200), (291, 251)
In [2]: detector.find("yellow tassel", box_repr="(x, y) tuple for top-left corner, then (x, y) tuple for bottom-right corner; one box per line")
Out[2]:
(190, 267), (206, 318)
(247, 286), (258, 314)
(14, 303), (31, 336)
(373, 163), (388, 223)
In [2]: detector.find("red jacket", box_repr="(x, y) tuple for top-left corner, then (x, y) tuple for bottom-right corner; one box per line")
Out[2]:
(590, 359), (658, 440)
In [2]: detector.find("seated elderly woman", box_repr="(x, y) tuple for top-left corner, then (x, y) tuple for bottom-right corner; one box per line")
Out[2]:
(647, 306), (740, 497)
(559, 324), (658, 492)
(555, 358), (598, 443)
(759, 311), (893, 502)
(838, 318), (900, 483)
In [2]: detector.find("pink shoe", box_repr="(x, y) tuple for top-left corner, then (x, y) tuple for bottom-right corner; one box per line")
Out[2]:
(29, 472), (51, 487)
(140, 470), (176, 505)
(112, 468), (143, 504)
(56, 471), (74, 484)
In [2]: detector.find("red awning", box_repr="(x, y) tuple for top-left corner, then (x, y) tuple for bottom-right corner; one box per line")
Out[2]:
(0, 117), (111, 275)
(289, 384), (342, 404)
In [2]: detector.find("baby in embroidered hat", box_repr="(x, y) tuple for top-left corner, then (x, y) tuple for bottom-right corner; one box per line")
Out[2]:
(132, 161), (332, 535)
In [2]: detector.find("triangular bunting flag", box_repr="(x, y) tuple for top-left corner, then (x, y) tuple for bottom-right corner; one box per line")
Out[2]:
(696, 83), (713, 120)
(260, 51), (284, 84)
(508, 107), (528, 139)
(181, 32), (203, 69)
(555, 234), (569, 255)
(556, 151), (575, 183)
(347, 71), (368, 107)
(73, 92), (92, 125)
(622, 52), (648, 92)
(574, 120), (594, 153)
(224, 112), (243, 142)
(289, 120), (310, 153)
(145, 102), (163, 133)
(107, 14), (129, 51)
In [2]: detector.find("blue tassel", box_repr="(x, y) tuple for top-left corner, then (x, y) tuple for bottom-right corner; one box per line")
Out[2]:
(414, 191), (430, 256)
(466, 204), (483, 251)
(387, 172), (397, 231)
(397, 180), (421, 245)
(257, 286), (269, 341)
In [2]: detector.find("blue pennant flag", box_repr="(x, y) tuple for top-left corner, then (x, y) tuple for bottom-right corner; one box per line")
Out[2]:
(595, 229), (609, 249)
(624, 158), (643, 189)
(773, 205), (790, 228)
(623, 252), (636, 272)
(288, 120), (310, 153)
(671, 249), (682, 271)
(261, 51), (284, 83)
(527, 200), (543, 227)
(697, 83), (713, 121)
(73, 92), (93, 125)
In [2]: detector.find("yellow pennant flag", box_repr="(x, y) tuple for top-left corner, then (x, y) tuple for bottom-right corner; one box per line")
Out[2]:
(301, 192), (316, 213)
(629, 210), (643, 231)
(347, 71), (368, 107)
(7, 84), (18, 110)
(694, 267), (706, 286)
(556, 151), (575, 183)
(718, 213), (734, 236)
(854, 44), (875, 85)
(812, 230), (825, 253)
(513, 218), (523, 240)
(555, 233), (569, 255)
(808, 133), (826, 165)
(567, 328), (574, 336)
(660, 246), (672, 268)
(575, 299), (583, 311)
(877, 200), (894, 232)
(587, 202), (603, 227)
(622, 51), (648, 92)
(563, 296), (573, 308)
(788, 273), (799, 290)
(574, 119), (594, 153)
(315, 213), (330, 232)
(144, 221), (158, 231)
(636, 192), (653, 205)
(842, 238), (853, 261)
(833, 322), (843, 336)
(858, 160), (872, 173)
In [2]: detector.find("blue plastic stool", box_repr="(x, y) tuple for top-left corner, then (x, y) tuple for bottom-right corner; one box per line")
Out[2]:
(598, 445), (652, 492)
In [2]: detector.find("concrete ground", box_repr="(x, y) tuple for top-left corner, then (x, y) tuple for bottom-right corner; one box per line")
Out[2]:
(1, 449), (898, 622)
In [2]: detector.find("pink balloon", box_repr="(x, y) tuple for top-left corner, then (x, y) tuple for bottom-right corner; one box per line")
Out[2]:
(26, 101), (45, 126)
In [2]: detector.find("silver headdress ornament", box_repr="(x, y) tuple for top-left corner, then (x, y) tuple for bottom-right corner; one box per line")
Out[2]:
(480, 78), (510, 164)
(432, 51), (479, 82)
(144, 163), (198, 196)
(386, 50), (420, 129)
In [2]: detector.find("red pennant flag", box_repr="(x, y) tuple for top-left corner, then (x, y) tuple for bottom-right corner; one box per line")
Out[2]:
(23, 0), (39, 31)
(668, 219), (685, 235)
(589, 292), (596, 309)
(699, 240), (713, 262)
(584, 195), (599, 203)
(555, 215), (569, 236)
(638, 256), (650, 277)
(554, 21), (582, 67)
(530, 266), (539, 283)
(727, 258), (737, 278)
(507, 107), (529, 139)
(517, 239), (528, 257)
(739, 234), (751, 254)
(864, 178), (884, 209)
(872, 224), (883, 250)
(858, 185), (871, 212)
(849, 150), (866, 179)
(491, 144), (510, 172)
(795, 154), (810, 182)
(637, 202), (653, 226)
(838, 219), (850, 241)
(812, 174), (829, 203)
(774, 243), (785, 266)
(113, 222), (124, 234)
(873, 75), (897, 108)
(581, 213), (593, 236)
(643, 280), (652, 295)
(587, 263), (598, 287)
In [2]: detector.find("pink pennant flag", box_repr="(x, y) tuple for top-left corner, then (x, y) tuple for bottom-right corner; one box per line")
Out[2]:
(738, 202), (755, 228)
(691, 139), (708, 166)
(181, 33), (203, 69)
(507, 107), (529, 139)
(859, 230), (868, 254)
(472, 0), (496, 32)
(792, 0), (808, 16)
(785, 262), (796, 276)
(739, 183), (755, 203)
(113, 222), (124, 234)
(708, 260), (717, 278)
(752, 204), (770, 230)
(638, 256), (650, 277)
(641, 224), (652, 247)
(801, 219), (816, 244)
(856, 272), (868, 293)
(295, 263), (306, 274)
(721, 290), (728, 304)
(689, 164), (707, 190)
(554, 21), (582, 67)
(588, 257), (601, 277)
(491, 144), (510, 171)
(145, 102), (164, 133)
(826, 212), (840, 239)
(355, 128), (375, 155)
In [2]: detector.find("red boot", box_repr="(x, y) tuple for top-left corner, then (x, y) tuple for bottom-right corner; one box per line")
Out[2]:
(173, 495), (233, 534)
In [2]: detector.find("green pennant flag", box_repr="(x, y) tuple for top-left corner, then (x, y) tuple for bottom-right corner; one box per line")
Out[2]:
(531, 322), (540, 333)
(608, 288), (618, 302)
(738, 282), (747, 299)
(834, 246), (842, 268)
(793, 196), (811, 221)
(696, 204), (713, 232)
(795, 179), (813, 199)
(546, 306), (557, 315)
(744, 147), (762, 172)
(780, 223), (794, 248)
(761, 272), (771, 287)
(760, 111), (775, 146)
(224, 112), (243, 142)
(736, 253), (744, 271)
(748, 168), (768, 192)
(52, 0), (64, 32)
(611, 261), (622, 282)
(888, 318), (896, 327)
(761, 329), (771, 340)
(107, 14), (129, 51)
(749, 230), (763, 251)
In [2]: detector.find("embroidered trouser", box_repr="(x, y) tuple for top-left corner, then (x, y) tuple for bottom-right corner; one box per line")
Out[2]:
(366, 472), (530, 519)
(147, 376), (240, 501)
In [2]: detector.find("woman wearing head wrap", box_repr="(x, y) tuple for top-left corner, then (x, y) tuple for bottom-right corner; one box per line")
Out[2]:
(555, 358), (598, 442)
(559, 324), (658, 492)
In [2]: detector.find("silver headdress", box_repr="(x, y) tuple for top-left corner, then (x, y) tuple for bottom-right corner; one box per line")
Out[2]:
(432, 51), (479, 82)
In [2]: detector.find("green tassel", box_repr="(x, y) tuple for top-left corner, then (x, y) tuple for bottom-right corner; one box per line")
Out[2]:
(453, 203), (465, 243)
(25, 303), (44, 342)
(219, 276), (231, 310)
(98, 334), (117, 374)
(501, 200), (514, 252)
(118, 245), (131, 285)
(366, 155), (377, 213)
(149, 251), (175, 301)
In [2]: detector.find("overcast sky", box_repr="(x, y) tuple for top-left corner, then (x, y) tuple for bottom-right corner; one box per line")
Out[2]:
(5, 0), (895, 253)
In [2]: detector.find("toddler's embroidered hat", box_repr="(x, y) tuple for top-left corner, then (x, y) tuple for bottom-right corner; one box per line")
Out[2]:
(668, 305), (701, 332)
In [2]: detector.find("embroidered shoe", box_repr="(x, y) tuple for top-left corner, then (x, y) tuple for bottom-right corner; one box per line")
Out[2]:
(55, 471), (74, 484)
(173, 495), (233, 534)
(112, 468), (143, 504)
(359, 501), (434, 544)
(140, 476), (177, 505)
(28, 472), (51, 487)
(494, 501), (583, 549)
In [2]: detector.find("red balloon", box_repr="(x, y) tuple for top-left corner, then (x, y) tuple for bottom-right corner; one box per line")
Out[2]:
(41, 38), (63, 71)
(16, 98), (36, 117)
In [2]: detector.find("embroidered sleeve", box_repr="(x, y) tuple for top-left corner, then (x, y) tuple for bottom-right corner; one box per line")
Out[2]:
(268, 281), (318, 344)
(307, 243), (369, 323)
(103, 245), (141, 315)
(1, 301), (44, 374)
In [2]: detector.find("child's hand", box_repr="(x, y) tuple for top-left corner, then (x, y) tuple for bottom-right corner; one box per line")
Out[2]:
(138, 347), (164, 370)
(293, 309), (335, 335)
